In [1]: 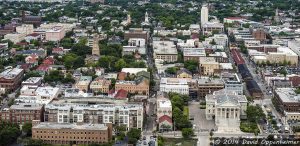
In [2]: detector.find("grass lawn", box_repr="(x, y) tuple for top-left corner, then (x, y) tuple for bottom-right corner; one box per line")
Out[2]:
(164, 138), (197, 146)
(183, 106), (189, 119)
(240, 120), (259, 134)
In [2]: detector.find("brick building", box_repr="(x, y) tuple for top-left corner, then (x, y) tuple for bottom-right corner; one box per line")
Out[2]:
(32, 120), (112, 145)
(0, 103), (44, 124)
(0, 68), (24, 93)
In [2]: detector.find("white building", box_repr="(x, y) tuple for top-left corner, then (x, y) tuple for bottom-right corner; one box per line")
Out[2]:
(123, 38), (146, 55)
(205, 34), (228, 47)
(206, 89), (247, 132)
(4, 33), (26, 44)
(44, 103), (144, 130)
(16, 86), (60, 104)
(156, 92), (173, 131)
(16, 24), (34, 35)
(201, 4), (209, 25)
(221, 72), (243, 95)
(160, 78), (189, 95)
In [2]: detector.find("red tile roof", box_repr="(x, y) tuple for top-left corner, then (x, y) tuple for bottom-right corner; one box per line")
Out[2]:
(159, 115), (172, 124)
(43, 57), (55, 65)
(36, 64), (49, 72)
(114, 89), (128, 99)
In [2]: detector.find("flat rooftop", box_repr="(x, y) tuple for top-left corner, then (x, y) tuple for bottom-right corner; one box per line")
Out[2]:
(153, 41), (177, 55)
(183, 48), (206, 57)
(160, 78), (189, 85)
(0, 68), (23, 79)
(10, 103), (43, 110)
(33, 122), (108, 131)
(22, 77), (42, 84)
(275, 88), (300, 103)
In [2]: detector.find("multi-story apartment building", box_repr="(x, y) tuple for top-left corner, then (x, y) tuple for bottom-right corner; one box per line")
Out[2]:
(0, 68), (24, 93)
(44, 103), (143, 130)
(115, 77), (149, 96)
(90, 77), (111, 94)
(160, 78), (189, 95)
(0, 103), (44, 124)
(21, 77), (43, 87)
(32, 120), (112, 145)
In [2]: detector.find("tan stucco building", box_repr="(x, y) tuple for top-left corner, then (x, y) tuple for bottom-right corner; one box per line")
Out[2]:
(199, 57), (219, 76)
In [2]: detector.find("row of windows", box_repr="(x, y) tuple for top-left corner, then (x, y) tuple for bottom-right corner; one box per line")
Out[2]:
(35, 130), (105, 135)
(33, 135), (106, 140)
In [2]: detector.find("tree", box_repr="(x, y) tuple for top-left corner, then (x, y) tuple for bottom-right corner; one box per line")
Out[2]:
(184, 60), (198, 74)
(165, 67), (178, 75)
(23, 71), (42, 80)
(114, 59), (127, 71)
(127, 128), (141, 144)
(182, 128), (194, 139)
(0, 121), (21, 146)
(22, 122), (32, 137)
(279, 68), (287, 77)
(246, 105), (266, 123)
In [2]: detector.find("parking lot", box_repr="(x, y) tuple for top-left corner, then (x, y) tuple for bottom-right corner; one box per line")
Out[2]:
(188, 101), (215, 133)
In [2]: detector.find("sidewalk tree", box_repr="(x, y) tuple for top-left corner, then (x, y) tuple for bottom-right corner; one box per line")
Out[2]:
(182, 128), (194, 139)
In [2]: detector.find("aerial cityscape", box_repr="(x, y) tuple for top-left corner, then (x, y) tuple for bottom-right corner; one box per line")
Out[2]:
(0, 0), (300, 146)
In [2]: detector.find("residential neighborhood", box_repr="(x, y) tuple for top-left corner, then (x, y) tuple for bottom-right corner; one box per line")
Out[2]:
(0, 0), (300, 146)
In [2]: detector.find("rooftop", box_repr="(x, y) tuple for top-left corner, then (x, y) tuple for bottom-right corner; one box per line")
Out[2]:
(22, 77), (42, 84)
(206, 89), (247, 105)
(153, 41), (177, 55)
(157, 99), (172, 108)
(275, 88), (300, 103)
(10, 103), (43, 110)
(33, 122), (108, 131)
(0, 68), (23, 79)
(160, 78), (189, 85)
(183, 48), (206, 57)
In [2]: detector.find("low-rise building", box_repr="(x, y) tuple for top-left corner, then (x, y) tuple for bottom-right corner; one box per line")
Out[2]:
(16, 86), (60, 104)
(206, 89), (247, 132)
(123, 38), (146, 55)
(197, 77), (224, 98)
(156, 93), (173, 131)
(21, 77), (43, 87)
(199, 57), (219, 76)
(0, 103), (44, 124)
(4, 33), (26, 43)
(0, 68), (24, 93)
(32, 120), (112, 145)
(160, 78), (189, 95)
(201, 22), (224, 35)
(274, 88), (300, 121)
(176, 68), (192, 78)
(90, 77), (111, 94)
(45, 26), (65, 41)
(183, 48), (206, 61)
(221, 73), (243, 95)
(16, 24), (34, 35)
(153, 41), (178, 63)
(124, 28), (149, 43)
(115, 77), (149, 96)
(75, 76), (92, 92)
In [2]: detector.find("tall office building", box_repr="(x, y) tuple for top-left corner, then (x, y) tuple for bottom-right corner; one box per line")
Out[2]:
(201, 4), (209, 25)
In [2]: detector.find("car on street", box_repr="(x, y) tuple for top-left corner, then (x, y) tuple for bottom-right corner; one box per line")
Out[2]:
(143, 136), (146, 140)
(143, 141), (147, 145)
